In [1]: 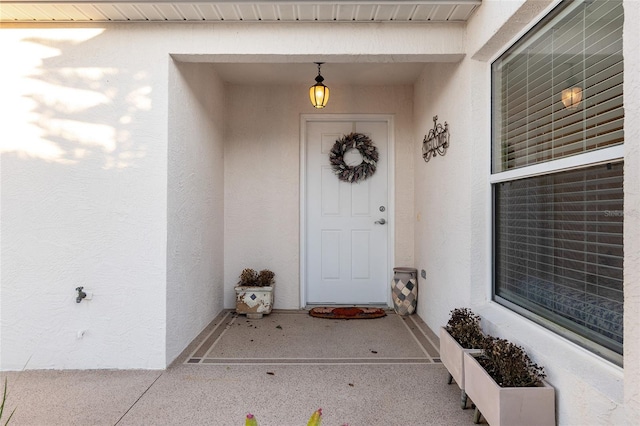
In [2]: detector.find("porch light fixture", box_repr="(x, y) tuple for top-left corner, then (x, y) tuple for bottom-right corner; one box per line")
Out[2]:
(561, 86), (583, 110)
(309, 62), (330, 108)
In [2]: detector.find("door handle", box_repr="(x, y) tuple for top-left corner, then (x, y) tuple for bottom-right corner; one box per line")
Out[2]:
(374, 218), (386, 225)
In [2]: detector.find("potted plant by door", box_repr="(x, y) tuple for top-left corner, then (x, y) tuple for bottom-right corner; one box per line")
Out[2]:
(235, 268), (275, 319)
(463, 336), (555, 426)
(440, 308), (486, 409)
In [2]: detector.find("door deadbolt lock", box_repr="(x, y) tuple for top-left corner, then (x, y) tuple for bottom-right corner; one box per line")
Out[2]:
(379, 206), (386, 212)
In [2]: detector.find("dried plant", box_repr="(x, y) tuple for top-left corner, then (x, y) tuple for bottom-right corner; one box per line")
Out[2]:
(445, 308), (485, 349)
(478, 336), (546, 388)
(238, 268), (259, 286)
(256, 270), (275, 287)
(238, 268), (275, 287)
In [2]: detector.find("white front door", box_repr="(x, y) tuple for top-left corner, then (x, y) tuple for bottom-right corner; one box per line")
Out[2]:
(304, 118), (390, 305)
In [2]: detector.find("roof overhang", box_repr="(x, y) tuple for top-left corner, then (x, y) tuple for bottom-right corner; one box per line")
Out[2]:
(0, 0), (481, 23)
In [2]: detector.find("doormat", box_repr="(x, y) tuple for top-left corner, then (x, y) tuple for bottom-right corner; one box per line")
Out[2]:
(309, 306), (387, 319)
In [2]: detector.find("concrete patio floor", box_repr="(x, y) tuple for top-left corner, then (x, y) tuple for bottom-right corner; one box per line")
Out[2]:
(1, 311), (482, 425)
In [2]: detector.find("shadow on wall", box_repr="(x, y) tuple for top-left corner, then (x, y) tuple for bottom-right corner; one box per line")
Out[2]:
(0, 27), (166, 370)
(1, 28), (151, 168)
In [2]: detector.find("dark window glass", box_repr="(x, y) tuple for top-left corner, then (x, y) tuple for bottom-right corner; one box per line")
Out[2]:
(495, 162), (623, 356)
(491, 0), (624, 364)
(492, 0), (623, 173)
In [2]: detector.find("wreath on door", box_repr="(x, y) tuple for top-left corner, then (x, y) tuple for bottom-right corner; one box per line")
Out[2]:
(329, 132), (378, 183)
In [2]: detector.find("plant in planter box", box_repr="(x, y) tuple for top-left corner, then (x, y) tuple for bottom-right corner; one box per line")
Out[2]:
(440, 308), (485, 409)
(478, 336), (546, 388)
(444, 308), (485, 349)
(464, 336), (555, 426)
(235, 268), (275, 319)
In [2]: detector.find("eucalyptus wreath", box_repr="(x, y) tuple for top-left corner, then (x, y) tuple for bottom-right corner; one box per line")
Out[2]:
(329, 132), (378, 183)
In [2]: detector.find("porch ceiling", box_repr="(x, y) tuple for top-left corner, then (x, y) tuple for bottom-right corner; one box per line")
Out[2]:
(0, 0), (480, 23)
(176, 58), (462, 85)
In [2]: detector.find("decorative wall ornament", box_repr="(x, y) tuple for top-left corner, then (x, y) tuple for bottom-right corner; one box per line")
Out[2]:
(422, 116), (450, 162)
(329, 132), (378, 183)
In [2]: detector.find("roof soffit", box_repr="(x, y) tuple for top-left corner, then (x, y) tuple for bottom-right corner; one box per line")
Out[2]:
(1, 0), (481, 23)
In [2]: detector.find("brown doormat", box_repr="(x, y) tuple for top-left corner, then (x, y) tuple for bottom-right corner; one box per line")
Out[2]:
(309, 306), (387, 319)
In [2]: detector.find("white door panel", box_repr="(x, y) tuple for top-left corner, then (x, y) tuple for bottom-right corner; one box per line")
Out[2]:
(306, 119), (389, 304)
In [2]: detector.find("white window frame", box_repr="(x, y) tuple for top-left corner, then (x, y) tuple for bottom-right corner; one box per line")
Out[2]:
(489, 0), (624, 365)
(490, 145), (624, 185)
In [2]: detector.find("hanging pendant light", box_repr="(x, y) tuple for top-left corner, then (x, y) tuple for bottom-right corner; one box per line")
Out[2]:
(561, 64), (583, 111)
(561, 86), (583, 110)
(309, 62), (330, 108)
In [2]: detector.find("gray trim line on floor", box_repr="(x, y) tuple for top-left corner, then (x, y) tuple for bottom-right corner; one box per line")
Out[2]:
(184, 309), (442, 366)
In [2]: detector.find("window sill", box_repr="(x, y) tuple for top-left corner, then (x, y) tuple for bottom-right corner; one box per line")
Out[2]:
(474, 301), (623, 404)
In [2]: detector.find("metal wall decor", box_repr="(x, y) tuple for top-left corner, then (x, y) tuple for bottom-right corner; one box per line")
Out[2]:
(422, 116), (450, 162)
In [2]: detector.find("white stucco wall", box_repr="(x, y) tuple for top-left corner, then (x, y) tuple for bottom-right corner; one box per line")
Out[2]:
(224, 83), (415, 309)
(412, 60), (475, 324)
(412, 0), (640, 424)
(166, 61), (225, 365)
(0, 21), (461, 369)
(623, 1), (640, 423)
(0, 26), (169, 370)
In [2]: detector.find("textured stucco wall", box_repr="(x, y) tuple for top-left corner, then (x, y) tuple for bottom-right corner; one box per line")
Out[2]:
(467, 0), (556, 62)
(0, 26), (170, 370)
(224, 83), (415, 309)
(1, 21), (455, 369)
(623, 1), (640, 423)
(411, 0), (638, 424)
(412, 61), (475, 326)
(166, 62), (225, 365)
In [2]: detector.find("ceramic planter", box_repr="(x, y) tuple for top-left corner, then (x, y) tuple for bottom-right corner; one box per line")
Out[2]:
(463, 351), (555, 426)
(391, 267), (418, 315)
(234, 286), (274, 319)
(439, 327), (482, 409)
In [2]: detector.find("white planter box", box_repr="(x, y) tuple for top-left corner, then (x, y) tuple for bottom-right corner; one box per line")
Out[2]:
(439, 327), (482, 409)
(463, 351), (556, 426)
(234, 286), (274, 319)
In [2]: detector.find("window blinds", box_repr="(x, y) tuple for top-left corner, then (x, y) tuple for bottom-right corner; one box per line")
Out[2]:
(494, 162), (624, 354)
(492, 0), (624, 173)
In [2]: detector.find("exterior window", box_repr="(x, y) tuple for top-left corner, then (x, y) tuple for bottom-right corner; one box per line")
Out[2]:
(491, 0), (624, 363)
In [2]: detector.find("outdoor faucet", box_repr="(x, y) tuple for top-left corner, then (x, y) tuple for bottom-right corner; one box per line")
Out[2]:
(76, 286), (87, 303)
